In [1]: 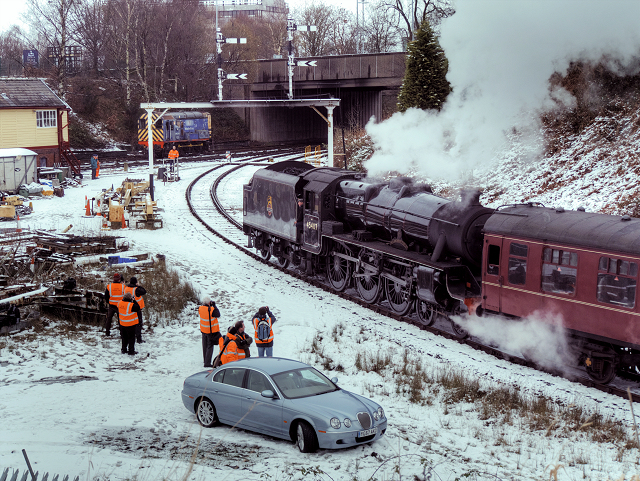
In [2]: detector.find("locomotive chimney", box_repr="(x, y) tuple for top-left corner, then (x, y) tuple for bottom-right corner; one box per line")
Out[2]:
(459, 189), (482, 207)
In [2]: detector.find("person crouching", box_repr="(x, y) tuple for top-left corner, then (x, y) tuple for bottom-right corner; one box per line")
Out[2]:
(219, 323), (246, 365)
(118, 292), (141, 355)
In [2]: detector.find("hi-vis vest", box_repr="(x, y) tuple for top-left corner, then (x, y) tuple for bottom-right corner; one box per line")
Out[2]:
(118, 300), (138, 326)
(253, 316), (274, 344)
(168, 149), (179, 160)
(108, 283), (124, 306)
(124, 286), (145, 309)
(199, 306), (219, 334)
(220, 334), (245, 364)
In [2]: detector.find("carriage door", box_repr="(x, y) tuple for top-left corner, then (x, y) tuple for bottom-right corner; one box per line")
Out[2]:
(483, 237), (503, 312)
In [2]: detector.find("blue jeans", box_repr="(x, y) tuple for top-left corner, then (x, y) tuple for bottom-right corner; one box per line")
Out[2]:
(258, 346), (273, 357)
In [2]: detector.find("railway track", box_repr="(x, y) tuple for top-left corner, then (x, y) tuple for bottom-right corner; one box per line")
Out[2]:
(186, 159), (640, 403)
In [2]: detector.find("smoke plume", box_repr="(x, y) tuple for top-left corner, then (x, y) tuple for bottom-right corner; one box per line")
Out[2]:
(364, 0), (640, 179)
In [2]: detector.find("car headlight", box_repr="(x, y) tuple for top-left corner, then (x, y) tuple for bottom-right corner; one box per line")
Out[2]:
(330, 417), (341, 429)
(373, 411), (380, 421)
(343, 418), (352, 428)
(378, 407), (384, 419)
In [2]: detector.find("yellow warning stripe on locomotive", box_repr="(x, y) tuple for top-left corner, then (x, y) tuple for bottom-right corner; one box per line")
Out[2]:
(138, 113), (163, 143)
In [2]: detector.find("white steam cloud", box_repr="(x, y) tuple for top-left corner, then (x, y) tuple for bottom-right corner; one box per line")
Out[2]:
(454, 311), (574, 372)
(365, 0), (640, 179)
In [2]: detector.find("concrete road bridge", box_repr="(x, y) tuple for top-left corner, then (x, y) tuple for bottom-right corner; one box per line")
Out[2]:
(227, 52), (406, 144)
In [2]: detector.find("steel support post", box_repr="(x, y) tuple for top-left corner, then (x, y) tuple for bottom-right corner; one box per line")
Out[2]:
(145, 107), (155, 201)
(327, 106), (335, 167)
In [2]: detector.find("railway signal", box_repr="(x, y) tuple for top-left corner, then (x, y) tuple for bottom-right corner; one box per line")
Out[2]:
(216, 28), (247, 101)
(286, 17), (317, 99)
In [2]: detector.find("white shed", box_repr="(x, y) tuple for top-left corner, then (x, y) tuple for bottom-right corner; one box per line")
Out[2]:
(0, 148), (37, 193)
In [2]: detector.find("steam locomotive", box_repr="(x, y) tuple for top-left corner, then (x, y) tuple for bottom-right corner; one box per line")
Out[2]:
(138, 111), (211, 157)
(243, 161), (640, 384)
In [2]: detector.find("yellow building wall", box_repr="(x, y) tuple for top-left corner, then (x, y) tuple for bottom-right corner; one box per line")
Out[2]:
(0, 108), (67, 148)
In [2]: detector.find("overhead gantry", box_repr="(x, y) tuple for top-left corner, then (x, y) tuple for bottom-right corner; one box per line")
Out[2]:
(140, 98), (341, 200)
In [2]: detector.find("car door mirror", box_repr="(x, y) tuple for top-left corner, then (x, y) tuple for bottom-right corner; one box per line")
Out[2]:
(261, 389), (275, 398)
(331, 377), (338, 384)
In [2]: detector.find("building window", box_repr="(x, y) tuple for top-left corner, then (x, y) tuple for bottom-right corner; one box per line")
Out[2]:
(597, 257), (637, 308)
(542, 247), (577, 295)
(508, 242), (528, 285)
(37, 110), (57, 128)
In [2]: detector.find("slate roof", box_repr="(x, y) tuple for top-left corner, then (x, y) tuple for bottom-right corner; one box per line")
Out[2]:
(0, 78), (68, 109)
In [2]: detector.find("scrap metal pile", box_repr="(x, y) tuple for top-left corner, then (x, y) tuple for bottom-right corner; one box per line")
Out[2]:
(86, 178), (162, 230)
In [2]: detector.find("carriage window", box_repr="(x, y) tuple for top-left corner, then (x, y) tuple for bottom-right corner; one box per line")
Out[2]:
(542, 248), (577, 295)
(508, 243), (528, 285)
(597, 257), (637, 308)
(487, 244), (500, 276)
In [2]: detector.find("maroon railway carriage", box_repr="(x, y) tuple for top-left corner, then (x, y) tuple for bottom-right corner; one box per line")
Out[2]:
(481, 203), (640, 383)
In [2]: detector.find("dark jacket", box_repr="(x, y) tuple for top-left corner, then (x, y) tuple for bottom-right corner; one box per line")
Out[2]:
(235, 331), (253, 358)
(127, 283), (147, 298)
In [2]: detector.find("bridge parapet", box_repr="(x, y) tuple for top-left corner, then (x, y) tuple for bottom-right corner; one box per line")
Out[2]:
(254, 52), (406, 88)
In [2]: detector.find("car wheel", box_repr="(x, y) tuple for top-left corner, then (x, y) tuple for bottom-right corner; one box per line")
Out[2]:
(296, 421), (318, 453)
(196, 398), (217, 427)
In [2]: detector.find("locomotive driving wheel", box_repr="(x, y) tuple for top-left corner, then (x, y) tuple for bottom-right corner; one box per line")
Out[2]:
(355, 249), (383, 304)
(327, 244), (352, 292)
(384, 265), (413, 316)
(415, 299), (437, 327)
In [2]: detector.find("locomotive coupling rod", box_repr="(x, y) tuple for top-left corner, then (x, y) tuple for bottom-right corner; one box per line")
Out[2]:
(353, 260), (381, 276)
(331, 250), (359, 263)
(379, 272), (409, 287)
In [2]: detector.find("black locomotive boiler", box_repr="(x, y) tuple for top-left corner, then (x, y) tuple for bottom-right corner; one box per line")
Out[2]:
(243, 161), (492, 331)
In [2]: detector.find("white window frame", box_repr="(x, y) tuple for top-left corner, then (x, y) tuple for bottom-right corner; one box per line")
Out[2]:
(36, 110), (57, 128)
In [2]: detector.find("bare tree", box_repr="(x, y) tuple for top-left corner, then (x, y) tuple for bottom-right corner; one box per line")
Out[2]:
(72, 0), (108, 74)
(25, 0), (80, 97)
(294, 2), (335, 57)
(327, 7), (357, 55)
(380, 0), (454, 42)
(361, 0), (401, 53)
(260, 0), (289, 59)
(0, 27), (28, 77)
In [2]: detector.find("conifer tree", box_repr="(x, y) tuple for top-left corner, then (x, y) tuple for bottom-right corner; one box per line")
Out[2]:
(397, 21), (451, 112)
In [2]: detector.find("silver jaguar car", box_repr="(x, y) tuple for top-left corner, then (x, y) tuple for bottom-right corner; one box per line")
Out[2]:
(181, 357), (387, 452)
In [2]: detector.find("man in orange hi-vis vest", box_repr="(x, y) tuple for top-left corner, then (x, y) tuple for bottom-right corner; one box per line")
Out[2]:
(118, 292), (141, 355)
(125, 276), (147, 344)
(104, 273), (124, 337)
(200, 297), (221, 367)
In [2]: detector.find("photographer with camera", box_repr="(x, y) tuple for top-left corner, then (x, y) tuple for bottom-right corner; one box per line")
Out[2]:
(252, 306), (276, 357)
(199, 296), (221, 367)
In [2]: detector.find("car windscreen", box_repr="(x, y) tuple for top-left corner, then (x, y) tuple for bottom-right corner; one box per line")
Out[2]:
(271, 367), (338, 399)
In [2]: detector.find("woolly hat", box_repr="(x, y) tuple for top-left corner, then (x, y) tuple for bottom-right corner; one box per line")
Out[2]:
(258, 306), (267, 316)
(130, 277), (137, 285)
(113, 273), (121, 282)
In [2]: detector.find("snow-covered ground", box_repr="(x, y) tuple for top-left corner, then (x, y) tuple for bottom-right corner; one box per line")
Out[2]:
(0, 160), (638, 481)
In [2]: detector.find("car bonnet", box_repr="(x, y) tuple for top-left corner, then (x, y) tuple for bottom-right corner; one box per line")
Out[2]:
(287, 389), (378, 419)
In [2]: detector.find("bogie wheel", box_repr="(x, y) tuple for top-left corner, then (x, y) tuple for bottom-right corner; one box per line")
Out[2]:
(259, 247), (271, 261)
(355, 249), (383, 304)
(585, 356), (617, 384)
(196, 398), (218, 427)
(327, 244), (352, 292)
(277, 255), (290, 268)
(384, 265), (413, 316)
(415, 299), (437, 327)
(295, 421), (318, 453)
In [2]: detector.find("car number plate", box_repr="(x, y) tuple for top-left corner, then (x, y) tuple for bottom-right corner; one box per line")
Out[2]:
(358, 427), (377, 437)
